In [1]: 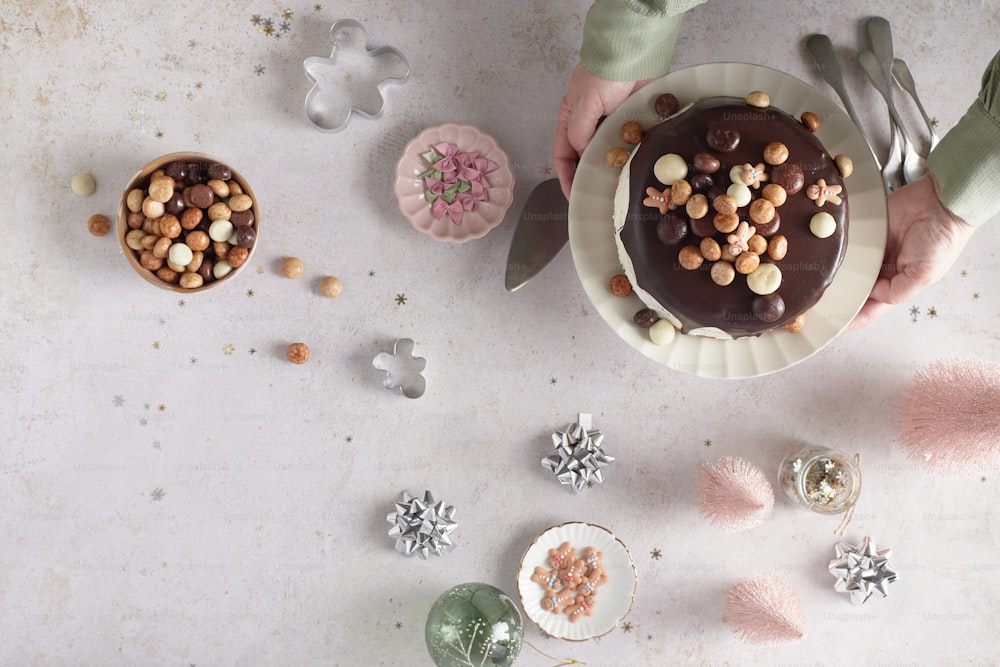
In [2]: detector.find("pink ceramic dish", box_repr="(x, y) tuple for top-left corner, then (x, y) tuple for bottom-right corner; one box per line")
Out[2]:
(394, 124), (514, 242)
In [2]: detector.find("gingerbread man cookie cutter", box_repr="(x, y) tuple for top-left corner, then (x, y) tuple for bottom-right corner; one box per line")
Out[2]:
(303, 19), (410, 132)
(372, 338), (426, 398)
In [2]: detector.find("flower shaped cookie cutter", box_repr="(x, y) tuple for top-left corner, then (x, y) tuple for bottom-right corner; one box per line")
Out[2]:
(303, 19), (410, 132)
(372, 338), (426, 398)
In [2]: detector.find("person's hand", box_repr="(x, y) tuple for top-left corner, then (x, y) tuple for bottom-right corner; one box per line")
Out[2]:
(845, 173), (975, 333)
(553, 63), (652, 200)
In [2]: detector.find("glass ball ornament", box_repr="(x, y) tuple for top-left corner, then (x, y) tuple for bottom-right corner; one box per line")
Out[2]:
(425, 582), (523, 667)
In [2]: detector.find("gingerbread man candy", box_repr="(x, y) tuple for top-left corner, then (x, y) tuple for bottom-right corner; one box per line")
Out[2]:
(565, 595), (597, 623)
(547, 542), (574, 570)
(577, 567), (607, 596)
(558, 558), (587, 589)
(530, 566), (563, 593)
(579, 546), (603, 575)
(540, 589), (577, 614)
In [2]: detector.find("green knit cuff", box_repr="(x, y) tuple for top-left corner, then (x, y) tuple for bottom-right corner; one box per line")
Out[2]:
(928, 99), (1000, 227)
(580, 2), (684, 81)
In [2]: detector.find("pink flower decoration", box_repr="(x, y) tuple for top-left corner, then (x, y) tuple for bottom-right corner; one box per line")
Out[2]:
(457, 164), (482, 182)
(422, 141), (497, 226)
(432, 197), (465, 224)
(424, 177), (447, 196)
(474, 156), (498, 173)
(441, 170), (459, 187)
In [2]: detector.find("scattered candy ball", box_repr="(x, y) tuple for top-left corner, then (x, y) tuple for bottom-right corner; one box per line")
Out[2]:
(763, 142), (789, 165)
(87, 213), (111, 237)
(70, 172), (96, 196)
(752, 293), (786, 322)
(782, 313), (806, 333)
(745, 90), (770, 108)
(693, 152), (721, 174)
(711, 260), (736, 286)
(286, 342), (310, 364)
(657, 212), (689, 245)
(727, 183), (752, 208)
(810, 211), (837, 238)
(747, 263), (782, 295)
(320, 276), (343, 298)
(620, 120), (643, 145)
(281, 257), (304, 278)
(800, 111), (821, 133)
(678, 245), (704, 270)
(653, 153), (688, 185)
(761, 183), (787, 207)
(649, 318), (676, 345)
(654, 92), (680, 118)
(706, 126), (740, 153)
(633, 308), (660, 328)
(767, 235), (789, 261)
(605, 147), (630, 168)
(835, 154), (854, 178)
(609, 274), (632, 297)
(769, 163), (804, 195)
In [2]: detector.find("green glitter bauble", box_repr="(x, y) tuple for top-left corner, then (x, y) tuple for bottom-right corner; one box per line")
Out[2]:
(425, 582), (523, 667)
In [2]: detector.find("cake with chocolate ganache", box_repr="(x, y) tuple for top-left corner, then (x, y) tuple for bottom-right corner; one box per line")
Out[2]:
(613, 91), (852, 339)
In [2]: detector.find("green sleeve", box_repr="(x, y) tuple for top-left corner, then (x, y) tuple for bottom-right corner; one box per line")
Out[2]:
(927, 49), (1000, 227)
(580, 0), (708, 81)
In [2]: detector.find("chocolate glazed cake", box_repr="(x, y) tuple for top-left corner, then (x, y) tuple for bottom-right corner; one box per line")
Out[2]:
(614, 95), (849, 338)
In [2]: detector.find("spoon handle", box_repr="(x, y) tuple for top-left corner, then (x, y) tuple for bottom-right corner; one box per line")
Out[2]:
(892, 58), (941, 151)
(805, 33), (881, 170)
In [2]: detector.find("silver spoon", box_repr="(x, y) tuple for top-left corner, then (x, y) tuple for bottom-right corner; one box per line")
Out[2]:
(892, 57), (941, 152)
(805, 33), (881, 171)
(864, 18), (927, 184)
(858, 49), (927, 185)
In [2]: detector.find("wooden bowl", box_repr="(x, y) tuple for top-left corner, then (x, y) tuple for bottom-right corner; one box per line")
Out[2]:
(117, 152), (261, 293)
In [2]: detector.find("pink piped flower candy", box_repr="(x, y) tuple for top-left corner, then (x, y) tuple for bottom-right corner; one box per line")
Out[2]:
(420, 142), (497, 225)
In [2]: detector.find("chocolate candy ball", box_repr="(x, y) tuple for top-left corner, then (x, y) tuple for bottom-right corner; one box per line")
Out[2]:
(236, 225), (256, 248)
(633, 308), (660, 328)
(770, 163), (805, 195)
(693, 153), (721, 174)
(689, 172), (715, 194)
(657, 213), (689, 246)
(689, 215), (717, 238)
(207, 163), (232, 180)
(752, 293), (786, 322)
(164, 161), (188, 181)
(706, 126), (740, 153)
(654, 93), (680, 118)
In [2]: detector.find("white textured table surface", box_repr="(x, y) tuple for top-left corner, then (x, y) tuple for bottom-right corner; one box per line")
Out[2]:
(3, 1), (1000, 665)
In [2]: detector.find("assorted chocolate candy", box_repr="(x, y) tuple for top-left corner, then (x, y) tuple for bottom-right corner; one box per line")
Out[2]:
(122, 160), (257, 289)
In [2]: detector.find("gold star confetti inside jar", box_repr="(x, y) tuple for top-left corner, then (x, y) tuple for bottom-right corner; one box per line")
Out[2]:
(778, 446), (861, 514)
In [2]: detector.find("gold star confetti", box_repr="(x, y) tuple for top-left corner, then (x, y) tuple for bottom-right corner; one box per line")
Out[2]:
(155, 129), (164, 139)
(256, 266), (264, 274)
(223, 343), (235, 355)
(927, 307), (938, 318)
(930, 117), (939, 127)
(622, 622), (633, 633)
(704, 438), (712, 447)
(395, 293), (407, 305)
(156, 91), (167, 102)
(247, 289), (254, 297)
(186, 92), (194, 101)
(150, 487), (165, 501)
(261, 24), (275, 36)
(282, 8), (294, 19)
(651, 548), (662, 559)
(314, 3), (322, 10)
(973, 292), (980, 300)
(158, 404), (166, 412)
(251, 14), (262, 25)
(961, 269), (968, 277)
(152, 341), (160, 349)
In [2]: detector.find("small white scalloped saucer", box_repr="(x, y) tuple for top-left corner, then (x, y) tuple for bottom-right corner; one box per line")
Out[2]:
(516, 522), (637, 641)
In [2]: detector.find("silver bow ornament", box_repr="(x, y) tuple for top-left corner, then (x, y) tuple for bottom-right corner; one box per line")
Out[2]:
(386, 490), (458, 558)
(828, 536), (898, 604)
(541, 413), (615, 493)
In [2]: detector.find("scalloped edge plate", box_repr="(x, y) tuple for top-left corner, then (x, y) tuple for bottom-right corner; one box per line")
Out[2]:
(394, 124), (515, 242)
(568, 62), (888, 378)
(516, 522), (636, 641)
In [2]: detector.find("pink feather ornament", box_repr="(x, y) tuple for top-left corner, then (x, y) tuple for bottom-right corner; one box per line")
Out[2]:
(725, 574), (807, 646)
(896, 358), (1000, 475)
(698, 456), (775, 531)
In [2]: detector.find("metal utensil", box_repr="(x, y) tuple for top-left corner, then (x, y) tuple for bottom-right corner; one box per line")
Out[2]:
(805, 33), (881, 170)
(504, 178), (568, 292)
(864, 17), (927, 184)
(858, 49), (927, 185)
(892, 57), (941, 152)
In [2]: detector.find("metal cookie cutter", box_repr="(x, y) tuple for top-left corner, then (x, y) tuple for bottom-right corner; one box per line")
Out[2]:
(303, 19), (410, 131)
(372, 338), (426, 398)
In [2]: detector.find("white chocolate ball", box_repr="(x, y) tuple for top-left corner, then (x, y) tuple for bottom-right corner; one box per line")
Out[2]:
(70, 172), (96, 196)
(728, 164), (745, 186)
(810, 212), (837, 239)
(649, 319), (676, 345)
(653, 153), (688, 185)
(208, 219), (235, 242)
(167, 242), (193, 267)
(747, 263), (782, 295)
(213, 260), (234, 279)
(727, 183), (752, 208)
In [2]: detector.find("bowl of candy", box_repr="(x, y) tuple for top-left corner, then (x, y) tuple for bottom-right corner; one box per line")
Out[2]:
(117, 152), (260, 292)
